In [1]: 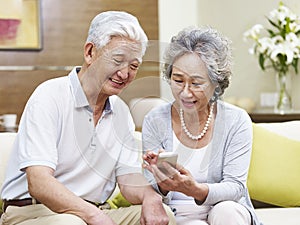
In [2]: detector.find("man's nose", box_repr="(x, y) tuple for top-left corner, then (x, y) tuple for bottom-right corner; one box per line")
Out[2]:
(117, 65), (129, 79)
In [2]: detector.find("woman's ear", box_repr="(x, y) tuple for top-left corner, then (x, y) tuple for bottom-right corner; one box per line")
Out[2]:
(84, 42), (95, 65)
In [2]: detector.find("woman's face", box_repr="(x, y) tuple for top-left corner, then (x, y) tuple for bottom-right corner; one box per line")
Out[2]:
(170, 53), (216, 112)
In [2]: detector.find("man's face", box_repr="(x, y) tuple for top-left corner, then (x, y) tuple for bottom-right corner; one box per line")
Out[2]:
(87, 36), (143, 97)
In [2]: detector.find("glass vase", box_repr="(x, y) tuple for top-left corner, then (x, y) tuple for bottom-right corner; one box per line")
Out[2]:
(274, 72), (292, 114)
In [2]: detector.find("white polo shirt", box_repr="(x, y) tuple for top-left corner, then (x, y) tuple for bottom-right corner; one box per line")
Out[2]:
(1, 67), (141, 203)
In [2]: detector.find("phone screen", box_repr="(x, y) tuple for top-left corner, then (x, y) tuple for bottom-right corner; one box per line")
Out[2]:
(157, 152), (178, 175)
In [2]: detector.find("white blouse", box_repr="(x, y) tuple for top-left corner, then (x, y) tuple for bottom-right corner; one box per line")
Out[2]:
(169, 132), (211, 218)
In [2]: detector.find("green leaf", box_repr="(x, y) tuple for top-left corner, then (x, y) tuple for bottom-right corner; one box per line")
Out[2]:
(267, 29), (276, 37)
(292, 58), (299, 74)
(259, 54), (265, 70)
(268, 18), (280, 30)
(285, 18), (291, 34)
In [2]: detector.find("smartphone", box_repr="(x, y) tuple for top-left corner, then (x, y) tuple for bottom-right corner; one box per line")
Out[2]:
(157, 152), (178, 175)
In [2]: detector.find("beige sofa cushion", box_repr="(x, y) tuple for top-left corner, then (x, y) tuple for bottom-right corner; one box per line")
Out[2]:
(0, 132), (17, 188)
(255, 208), (300, 225)
(0, 132), (17, 214)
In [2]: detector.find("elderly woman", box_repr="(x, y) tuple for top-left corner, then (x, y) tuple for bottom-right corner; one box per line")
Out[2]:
(142, 27), (262, 225)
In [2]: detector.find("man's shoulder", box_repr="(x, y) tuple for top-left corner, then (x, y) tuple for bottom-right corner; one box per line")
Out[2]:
(28, 76), (70, 103)
(32, 76), (69, 94)
(109, 95), (127, 108)
(39, 76), (69, 89)
(109, 95), (131, 116)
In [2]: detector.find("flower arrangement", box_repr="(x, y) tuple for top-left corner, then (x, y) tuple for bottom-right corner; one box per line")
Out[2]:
(243, 1), (300, 76)
(243, 1), (300, 113)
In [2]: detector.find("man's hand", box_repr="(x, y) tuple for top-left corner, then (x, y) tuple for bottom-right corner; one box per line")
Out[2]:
(118, 173), (172, 224)
(140, 194), (169, 225)
(87, 210), (117, 225)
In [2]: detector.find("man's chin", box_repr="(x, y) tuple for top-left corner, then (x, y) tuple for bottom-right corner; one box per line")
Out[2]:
(105, 87), (124, 96)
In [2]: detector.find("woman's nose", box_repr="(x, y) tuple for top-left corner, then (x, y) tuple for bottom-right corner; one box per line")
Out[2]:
(181, 82), (193, 96)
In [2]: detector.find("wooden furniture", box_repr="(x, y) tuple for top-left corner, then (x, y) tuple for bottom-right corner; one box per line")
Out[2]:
(249, 110), (300, 123)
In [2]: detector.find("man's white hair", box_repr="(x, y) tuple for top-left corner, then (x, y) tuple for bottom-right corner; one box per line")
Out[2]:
(86, 11), (148, 56)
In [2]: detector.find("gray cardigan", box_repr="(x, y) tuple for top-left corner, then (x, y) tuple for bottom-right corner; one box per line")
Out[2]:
(142, 100), (262, 225)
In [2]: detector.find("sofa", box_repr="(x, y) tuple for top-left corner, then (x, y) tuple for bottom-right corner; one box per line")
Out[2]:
(1, 121), (300, 224)
(248, 121), (300, 225)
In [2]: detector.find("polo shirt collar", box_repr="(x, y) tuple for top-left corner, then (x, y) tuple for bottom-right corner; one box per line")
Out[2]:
(69, 67), (113, 114)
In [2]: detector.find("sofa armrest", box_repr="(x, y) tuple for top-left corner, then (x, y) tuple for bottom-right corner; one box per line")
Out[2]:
(255, 208), (300, 225)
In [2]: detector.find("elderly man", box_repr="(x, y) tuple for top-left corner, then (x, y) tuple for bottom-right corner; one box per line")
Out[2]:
(1, 11), (175, 225)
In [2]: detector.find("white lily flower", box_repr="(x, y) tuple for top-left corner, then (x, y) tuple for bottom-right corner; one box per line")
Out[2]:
(243, 24), (264, 40)
(289, 13), (297, 21)
(257, 37), (274, 54)
(248, 46), (255, 55)
(289, 22), (300, 33)
(272, 35), (284, 44)
(286, 33), (300, 48)
(244, 2), (300, 74)
(280, 5), (297, 21)
(270, 42), (295, 64)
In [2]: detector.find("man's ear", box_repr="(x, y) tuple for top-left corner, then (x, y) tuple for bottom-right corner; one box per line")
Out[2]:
(84, 42), (95, 65)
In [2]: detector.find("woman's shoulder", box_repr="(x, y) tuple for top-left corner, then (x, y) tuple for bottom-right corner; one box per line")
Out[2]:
(217, 100), (251, 123)
(145, 102), (172, 119)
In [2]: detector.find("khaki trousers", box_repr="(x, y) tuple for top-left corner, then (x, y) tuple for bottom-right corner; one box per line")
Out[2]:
(0, 204), (176, 225)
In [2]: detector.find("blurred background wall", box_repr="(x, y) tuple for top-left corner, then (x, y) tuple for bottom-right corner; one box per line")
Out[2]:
(1, 0), (300, 125)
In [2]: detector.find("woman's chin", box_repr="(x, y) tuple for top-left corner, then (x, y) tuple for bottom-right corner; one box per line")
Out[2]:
(181, 102), (196, 109)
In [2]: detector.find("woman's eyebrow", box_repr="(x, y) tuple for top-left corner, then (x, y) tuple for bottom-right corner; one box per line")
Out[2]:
(191, 76), (206, 80)
(172, 73), (206, 80)
(189, 73), (207, 79)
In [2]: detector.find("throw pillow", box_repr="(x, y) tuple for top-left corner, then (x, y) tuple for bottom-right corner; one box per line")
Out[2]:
(247, 123), (300, 207)
(107, 192), (131, 209)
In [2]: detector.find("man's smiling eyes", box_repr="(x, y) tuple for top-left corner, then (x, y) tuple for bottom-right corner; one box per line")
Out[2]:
(112, 57), (139, 70)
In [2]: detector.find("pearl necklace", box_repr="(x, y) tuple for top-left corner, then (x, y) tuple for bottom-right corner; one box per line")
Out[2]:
(179, 102), (215, 140)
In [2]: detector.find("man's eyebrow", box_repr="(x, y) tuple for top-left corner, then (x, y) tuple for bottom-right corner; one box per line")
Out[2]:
(111, 53), (125, 57)
(172, 73), (184, 77)
(110, 50), (142, 63)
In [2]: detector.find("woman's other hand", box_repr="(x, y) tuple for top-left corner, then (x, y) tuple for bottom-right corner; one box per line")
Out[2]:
(142, 149), (165, 172)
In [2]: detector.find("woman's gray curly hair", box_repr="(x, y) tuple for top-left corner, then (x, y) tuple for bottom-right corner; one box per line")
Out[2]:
(162, 26), (233, 101)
